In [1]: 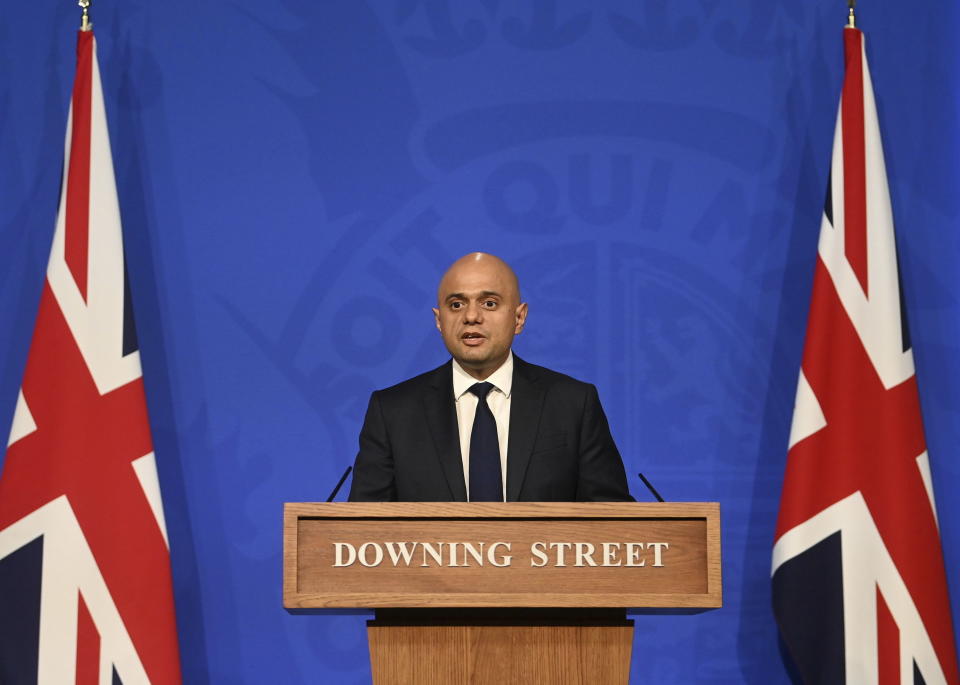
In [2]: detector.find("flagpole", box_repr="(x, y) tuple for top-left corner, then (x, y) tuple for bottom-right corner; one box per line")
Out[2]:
(79, 0), (92, 31)
(847, 0), (856, 28)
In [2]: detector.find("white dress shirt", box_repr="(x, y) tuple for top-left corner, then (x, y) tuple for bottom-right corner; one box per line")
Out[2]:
(452, 352), (513, 500)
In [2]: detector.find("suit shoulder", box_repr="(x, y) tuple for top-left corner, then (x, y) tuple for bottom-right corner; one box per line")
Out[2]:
(372, 362), (448, 400)
(516, 357), (595, 393)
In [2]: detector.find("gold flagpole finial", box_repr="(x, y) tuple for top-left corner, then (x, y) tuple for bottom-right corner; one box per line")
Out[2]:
(79, 0), (92, 31)
(847, 0), (856, 28)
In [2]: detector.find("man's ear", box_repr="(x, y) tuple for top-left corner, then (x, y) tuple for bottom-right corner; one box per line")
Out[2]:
(514, 302), (528, 334)
(432, 307), (441, 331)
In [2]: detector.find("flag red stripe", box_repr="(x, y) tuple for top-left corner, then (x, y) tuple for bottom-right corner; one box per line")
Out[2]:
(0, 284), (181, 684)
(0, 29), (182, 685)
(775, 22), (959, 685)
(776, 259), (960, 684)
(76, 593), (100, 685)
(775, 260), (925, 535)
(65, 31), (94, 302)
(841, 28), (868, 295)
(877, 587), (900, 685)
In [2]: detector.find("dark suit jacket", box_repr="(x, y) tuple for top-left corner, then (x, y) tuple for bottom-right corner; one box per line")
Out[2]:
(348, 356), (632, 502)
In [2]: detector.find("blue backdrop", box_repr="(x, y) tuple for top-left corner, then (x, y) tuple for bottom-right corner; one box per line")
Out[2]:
(2, 1), (958, 682)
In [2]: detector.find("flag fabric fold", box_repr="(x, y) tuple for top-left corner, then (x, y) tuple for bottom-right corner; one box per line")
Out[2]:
(772, 26), (960, 685)
(0, 30), (182, 684)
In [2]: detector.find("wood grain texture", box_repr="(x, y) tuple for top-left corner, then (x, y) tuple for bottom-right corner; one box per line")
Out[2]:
(368, 619), (633, 684)
(283, 502), (721, 609)
(286, 501), (717, 519)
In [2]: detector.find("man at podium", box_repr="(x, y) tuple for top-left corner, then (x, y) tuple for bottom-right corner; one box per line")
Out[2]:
(349, 252), (632, 503)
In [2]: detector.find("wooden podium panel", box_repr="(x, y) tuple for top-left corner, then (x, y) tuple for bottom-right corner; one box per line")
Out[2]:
(283, 502), (721, 684)
(367, 610), (633, 685)
(284, 502), (721, 609)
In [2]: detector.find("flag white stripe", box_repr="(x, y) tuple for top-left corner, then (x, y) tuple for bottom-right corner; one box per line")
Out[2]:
(132, 452), (170, 549)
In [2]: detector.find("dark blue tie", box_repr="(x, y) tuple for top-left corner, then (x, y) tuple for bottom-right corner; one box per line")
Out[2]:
(468, 382), (503, 502)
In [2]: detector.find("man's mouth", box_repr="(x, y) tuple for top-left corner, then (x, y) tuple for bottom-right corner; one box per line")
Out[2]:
(462, 332), (485, 346)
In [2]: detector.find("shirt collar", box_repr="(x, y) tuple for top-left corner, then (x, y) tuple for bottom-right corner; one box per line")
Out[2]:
(452, 351), (514, 400)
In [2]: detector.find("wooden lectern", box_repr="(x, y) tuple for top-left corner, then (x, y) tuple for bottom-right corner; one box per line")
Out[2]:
(284, 502), (721, 684)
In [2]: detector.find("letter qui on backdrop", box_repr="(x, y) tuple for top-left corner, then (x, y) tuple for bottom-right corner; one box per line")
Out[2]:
(772, 13), (960, 685)
(0, 11), (183, 685)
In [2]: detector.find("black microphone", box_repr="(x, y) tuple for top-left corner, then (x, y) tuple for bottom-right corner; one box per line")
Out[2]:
(637, 472), (665, 503)
(326, 465), (353, 502)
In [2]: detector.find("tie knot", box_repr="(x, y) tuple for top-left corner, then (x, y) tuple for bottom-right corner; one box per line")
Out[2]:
(469, 382), (494, 400)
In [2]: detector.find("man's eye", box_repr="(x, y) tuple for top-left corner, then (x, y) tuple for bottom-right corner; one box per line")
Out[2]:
(483, 300), (496, 308)
(450, 302), (463, 310)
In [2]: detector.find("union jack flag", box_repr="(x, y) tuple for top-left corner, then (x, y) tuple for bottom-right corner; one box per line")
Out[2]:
(0, 29), (182, 683)
(772, 26), (960, 684)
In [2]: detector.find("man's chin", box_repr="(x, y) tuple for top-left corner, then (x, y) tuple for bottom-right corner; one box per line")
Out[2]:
(454, 347), (510, 372)
(456, 351), (489, 366)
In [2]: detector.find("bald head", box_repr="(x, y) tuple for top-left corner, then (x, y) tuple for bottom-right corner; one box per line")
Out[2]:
(436, 252), (521, 307)
(433, 252), (528, 380)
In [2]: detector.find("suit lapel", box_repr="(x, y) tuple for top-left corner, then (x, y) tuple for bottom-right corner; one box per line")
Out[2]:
(423, 362), (468, 501)
(506, 356), (545, 501)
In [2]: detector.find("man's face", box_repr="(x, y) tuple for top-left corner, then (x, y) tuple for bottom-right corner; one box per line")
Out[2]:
(433, 256), (528, 379)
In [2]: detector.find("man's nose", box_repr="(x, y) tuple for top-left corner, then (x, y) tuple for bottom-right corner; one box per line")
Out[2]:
(464, 302), (483, 322)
